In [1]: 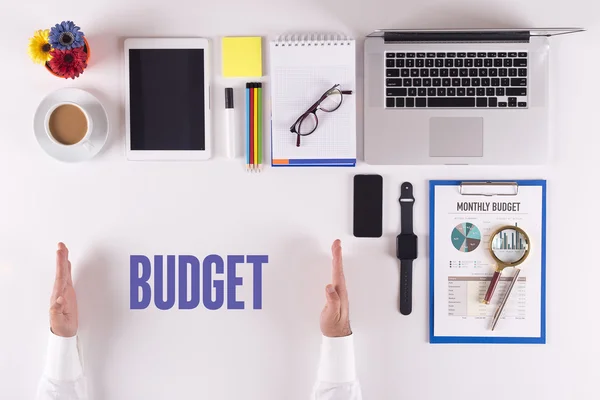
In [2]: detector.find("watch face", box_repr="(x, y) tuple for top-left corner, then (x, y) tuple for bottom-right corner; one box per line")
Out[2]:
(397, 234), (418, 260)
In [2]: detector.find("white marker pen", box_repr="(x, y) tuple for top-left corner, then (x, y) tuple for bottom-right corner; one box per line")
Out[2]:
(224, 88), (236, 158)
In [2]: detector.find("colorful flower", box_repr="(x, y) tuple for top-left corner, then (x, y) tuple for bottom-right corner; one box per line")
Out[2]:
(48, 48), (88, 79)
(49, 21), (85, 50)
(27, 30), (53, 65)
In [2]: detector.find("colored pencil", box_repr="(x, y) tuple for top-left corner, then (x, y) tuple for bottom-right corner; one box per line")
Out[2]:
(245, 85), (250, 167)
(253, 85), (258, 168)
(257, 84), (262, 167)
(254, 84), (258, 170)
(250, 84), (255, 166)
(245, 82), (263, 172)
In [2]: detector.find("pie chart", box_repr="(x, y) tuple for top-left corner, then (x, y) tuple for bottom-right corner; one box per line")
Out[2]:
(451, 223), (481, 252)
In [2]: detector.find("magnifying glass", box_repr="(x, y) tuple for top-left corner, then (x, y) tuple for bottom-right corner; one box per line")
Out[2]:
(482, 226), (530, 305)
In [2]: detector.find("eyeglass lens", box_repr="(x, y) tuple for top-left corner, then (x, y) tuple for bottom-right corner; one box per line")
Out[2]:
(295, 90), (343, 135)
(297, 114), (318, 135)
(320, 89), (343, 112)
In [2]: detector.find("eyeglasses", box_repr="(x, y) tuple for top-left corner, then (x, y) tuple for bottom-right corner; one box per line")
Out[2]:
(290, 84), (353, 147)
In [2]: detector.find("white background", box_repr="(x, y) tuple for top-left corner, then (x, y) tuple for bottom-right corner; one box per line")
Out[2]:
(0, 0), (599, 399)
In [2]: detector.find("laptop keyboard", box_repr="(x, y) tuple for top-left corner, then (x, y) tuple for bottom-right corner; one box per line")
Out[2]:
(385, 51), (528, 108)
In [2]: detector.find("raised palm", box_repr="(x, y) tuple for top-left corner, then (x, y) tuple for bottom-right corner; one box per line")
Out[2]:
(320, 240), (352, 338)
(49, 243), (78, 337)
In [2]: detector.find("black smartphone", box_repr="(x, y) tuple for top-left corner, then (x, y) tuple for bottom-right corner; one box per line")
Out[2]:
(353, 174), (383, 238)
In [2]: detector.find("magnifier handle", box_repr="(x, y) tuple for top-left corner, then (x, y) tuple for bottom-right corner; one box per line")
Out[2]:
(483, 271), (502, 304)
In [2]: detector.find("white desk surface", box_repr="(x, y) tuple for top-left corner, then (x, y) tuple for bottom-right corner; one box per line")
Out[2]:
(1, 1), (599, 399)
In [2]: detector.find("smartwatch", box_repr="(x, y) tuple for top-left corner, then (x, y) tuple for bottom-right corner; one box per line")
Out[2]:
(397, 182), (418, 315)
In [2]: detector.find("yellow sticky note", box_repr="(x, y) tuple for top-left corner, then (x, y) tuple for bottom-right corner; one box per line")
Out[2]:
(222, 37), (263, 77)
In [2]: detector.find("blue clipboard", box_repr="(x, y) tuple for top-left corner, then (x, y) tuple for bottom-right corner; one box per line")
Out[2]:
(429, 180), (547, 344)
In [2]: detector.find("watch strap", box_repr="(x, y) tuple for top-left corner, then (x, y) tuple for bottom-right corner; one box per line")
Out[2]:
(400, 182), (414, 234)
(400, 259), (413, 315)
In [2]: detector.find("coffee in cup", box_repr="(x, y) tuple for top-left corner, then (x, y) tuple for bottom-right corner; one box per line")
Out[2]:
(47, 103), (89, 145)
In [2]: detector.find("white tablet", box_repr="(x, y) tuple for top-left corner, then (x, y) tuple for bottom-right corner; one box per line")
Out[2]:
(124, 38), (211, 160)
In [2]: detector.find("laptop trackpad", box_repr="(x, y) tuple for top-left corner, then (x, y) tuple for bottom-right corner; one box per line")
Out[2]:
(429, 117), (483, 157)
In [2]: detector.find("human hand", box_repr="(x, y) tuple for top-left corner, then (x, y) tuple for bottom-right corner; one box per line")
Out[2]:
(49, 243), (78, 337)
(320, 239), (352, 338)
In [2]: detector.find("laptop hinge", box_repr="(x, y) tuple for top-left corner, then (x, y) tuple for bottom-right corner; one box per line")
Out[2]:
(383, 31), (530, 43)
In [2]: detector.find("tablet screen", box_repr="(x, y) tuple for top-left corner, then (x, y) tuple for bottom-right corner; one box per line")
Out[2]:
(129, 49), (205, 151)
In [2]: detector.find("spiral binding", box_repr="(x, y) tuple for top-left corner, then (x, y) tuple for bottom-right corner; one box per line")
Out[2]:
(273, 32), (353, 47)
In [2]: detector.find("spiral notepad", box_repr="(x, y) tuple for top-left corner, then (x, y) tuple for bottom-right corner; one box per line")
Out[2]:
(270, 33), (356, 166)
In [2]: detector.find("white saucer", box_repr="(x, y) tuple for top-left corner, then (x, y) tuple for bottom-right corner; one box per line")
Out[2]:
(34, 88), (109, 162)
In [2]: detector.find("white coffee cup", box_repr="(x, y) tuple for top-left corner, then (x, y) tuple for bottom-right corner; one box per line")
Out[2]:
(44, 102), (95, 151)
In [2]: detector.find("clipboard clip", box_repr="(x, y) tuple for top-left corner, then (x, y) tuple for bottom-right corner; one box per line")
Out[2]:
(459, 181), (519, 196)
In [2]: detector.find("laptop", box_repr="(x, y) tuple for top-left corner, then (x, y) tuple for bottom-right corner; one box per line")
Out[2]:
(364, 28), (583, 165)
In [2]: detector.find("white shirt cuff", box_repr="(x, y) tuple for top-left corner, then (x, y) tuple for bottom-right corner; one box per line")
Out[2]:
(317, 334), (357, 383)
(43, 331), (83, 381)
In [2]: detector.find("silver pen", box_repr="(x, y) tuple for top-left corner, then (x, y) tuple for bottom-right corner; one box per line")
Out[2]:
(490, 268), (521, 331)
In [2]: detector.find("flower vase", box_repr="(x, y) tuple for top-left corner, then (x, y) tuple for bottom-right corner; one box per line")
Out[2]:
(45, 37), (91, 78)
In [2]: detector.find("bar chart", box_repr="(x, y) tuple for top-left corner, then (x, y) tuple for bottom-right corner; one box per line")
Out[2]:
(492, 228), (526, 250)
